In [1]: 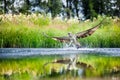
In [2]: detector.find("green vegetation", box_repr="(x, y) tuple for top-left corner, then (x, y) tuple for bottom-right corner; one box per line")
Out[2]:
(79, 54), (120, 77)
(0, 54), (120, 80)
(1, 0), (120, 20)
(0, 14), (120, 48)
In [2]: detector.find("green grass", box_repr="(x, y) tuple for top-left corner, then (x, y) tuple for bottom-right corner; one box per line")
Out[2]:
(0, 14), (120, 48)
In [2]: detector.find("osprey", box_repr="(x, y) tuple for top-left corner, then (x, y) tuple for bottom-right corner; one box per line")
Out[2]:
(44, 19), (105, 49)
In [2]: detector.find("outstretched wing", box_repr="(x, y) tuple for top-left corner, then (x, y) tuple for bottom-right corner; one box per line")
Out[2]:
(76, 19), (105, 38)
(42, 32), (70, 42)
(52, 36), (70, 42)
(43, 18), (105, 42)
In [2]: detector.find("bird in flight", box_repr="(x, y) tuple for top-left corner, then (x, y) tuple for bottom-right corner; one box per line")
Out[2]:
(44, 18), (105, 49)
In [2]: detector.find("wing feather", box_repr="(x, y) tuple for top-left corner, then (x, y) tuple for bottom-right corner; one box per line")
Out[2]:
(42, 32), (70, 42)
(52, 36), (70, 42)
(76, 18), (105, 38)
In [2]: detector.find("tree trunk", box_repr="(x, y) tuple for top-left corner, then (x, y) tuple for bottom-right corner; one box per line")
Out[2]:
(3, 0), (7, 14)
(66, 0), (70, 20)
(26, 0), (30, 5)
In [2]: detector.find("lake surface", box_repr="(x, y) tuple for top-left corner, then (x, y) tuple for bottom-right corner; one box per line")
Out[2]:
(0, 48), (120, 80)
(0, 48), (120, 58)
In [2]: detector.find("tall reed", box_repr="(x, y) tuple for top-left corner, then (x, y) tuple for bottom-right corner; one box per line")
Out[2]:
(0, 14), (120, 48)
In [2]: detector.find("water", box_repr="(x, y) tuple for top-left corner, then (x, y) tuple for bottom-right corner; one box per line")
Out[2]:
(0, 48), (120, 80)
(0, 48), (120, 58)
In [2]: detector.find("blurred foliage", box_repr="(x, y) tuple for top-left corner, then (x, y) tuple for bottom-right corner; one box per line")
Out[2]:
(0, 14), (120, 48)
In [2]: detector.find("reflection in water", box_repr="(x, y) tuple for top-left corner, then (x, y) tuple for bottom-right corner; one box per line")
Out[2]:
(0, 52), (120, 80)
(42, 54), (120, 80)
(78, 68), (84, 77)
(43, 54), (95, 79)
(43, 68), (120, 80)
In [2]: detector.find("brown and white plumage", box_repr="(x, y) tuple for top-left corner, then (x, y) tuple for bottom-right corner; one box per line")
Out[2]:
(76, 20), (103, 38)
(44, 18), (105, 48)
(52, 36), (70, 42)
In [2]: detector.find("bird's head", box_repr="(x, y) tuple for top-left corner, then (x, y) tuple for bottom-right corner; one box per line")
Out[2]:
(68, 32), (73, 37)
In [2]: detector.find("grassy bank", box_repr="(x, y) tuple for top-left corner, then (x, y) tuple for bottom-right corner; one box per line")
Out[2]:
(0, 14), (120, 48)
(0, 55), (120, 80)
